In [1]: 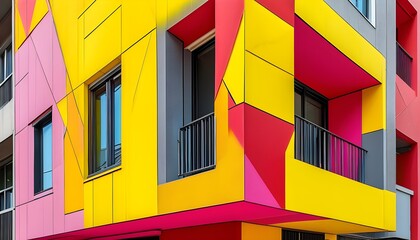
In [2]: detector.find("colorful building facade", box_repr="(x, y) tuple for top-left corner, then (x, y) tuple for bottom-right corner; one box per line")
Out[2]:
(1, 0), (414, 239)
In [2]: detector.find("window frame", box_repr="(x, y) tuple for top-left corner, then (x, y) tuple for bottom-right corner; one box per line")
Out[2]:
(295, 81), (328, 129)
(348, 0), (376, 26)
(88, 67), (122, 176)
(34, 112), (53, 195)
(0, 38), (12, 86)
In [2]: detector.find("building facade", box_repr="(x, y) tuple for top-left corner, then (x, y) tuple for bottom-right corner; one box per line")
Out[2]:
(0, 0), (413, 239)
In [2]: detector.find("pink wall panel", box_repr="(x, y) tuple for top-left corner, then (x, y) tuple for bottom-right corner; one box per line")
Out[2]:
(14, 41), (29, 85)
(328, 91), (362, 146)
(15, 127), (29, 206)
(15, 75), (29, 133)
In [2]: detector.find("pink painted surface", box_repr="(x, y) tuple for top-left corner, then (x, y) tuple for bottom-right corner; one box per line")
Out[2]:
(328, 91), (362, 146)
(35, 202), (323, 240)
(15, 10), (83, 240)
(245, 155), (280, 208)
(295, 17), (379, 99)
(17, 0), (36, 34)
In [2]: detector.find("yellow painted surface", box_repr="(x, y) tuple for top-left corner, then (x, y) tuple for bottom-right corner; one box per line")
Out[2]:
(14, 4), (26, 50)
(112, 170), (127, 222)
(57, 97), (68, 127)
(64, 132), (84, 213)
(83, 8), (122, 83)
(325, 234), (337, 240)
(92, 174), (113, 226)
(29, 0), (48, 32)
(121, 30), (158, 221)
(245, 52), (294, 124)
(242, 223), (281, 240)
(285, 145), (396, 231)
(245, 0), (294, 74)
(383, 190), (397, 231)
(84, 181), (93, 228)
(166, 0), (207, 28)
(83, 0), (121, 37)
(276, 219), (381, 234)
(158, 84), (244, 213)
(362, 84), (386, 134)
(295, 0), (385, 83)
(223, 17), (245, 104)
(121, 0), (156, 51)
(67, 92), (85, 169)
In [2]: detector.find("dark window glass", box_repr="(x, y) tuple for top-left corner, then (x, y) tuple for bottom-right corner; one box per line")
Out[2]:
(192, 39), (215, 120)
(5, 45), (11, 78)
(350, 0), (369, 18)
(0, 161), (13, 211)
(34, 113), (53, 194)
(295, 82), (327, 128)
(90, 70), (121, 175)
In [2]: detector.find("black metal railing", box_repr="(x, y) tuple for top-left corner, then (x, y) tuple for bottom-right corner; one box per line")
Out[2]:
(0, 75), (12, 109)
(178, 112), (215, 177)
(397, 42), (413, 87)
(295, 116), (367, 183)
(0, 210), (12, 240)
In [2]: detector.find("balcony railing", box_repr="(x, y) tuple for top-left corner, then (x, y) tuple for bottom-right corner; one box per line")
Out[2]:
(295, 116), (367, 183)
(0, 75), (12, 108)
(178, 112), (215, 177)
(396, 42), (413, 86)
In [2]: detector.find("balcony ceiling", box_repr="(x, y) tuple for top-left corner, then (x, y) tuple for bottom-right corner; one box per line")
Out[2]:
(295, 17), (380, 99)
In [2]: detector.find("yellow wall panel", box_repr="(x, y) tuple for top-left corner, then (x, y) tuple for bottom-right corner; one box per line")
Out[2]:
(64, 133), (84, 213)
(112, 170), (127, 222)
(383, 190), (397, 231)
(73, 84), (87, 125)
(83, 8), (122, 83)
(67, 92), (85, 171)
(84, 181), (93, 228)
(158, 84), (244, 214)
(223, 17), (244, 104)
(15, 5), (26, 50)
(295, 0), (385, 83)
(285, 156), (396, 230)
(92, 174), (113, 226)
(245, 52), (294, 124)
(121, 30), (158, 220)
(325, 234), (337, 240)
(29, 0), (48, 32)
(57, 97), (68, 127)
(83, 0), (121, 37)
(362, 85), (386, 134)
(242, 223), (281, 240)
(245, 0), (294, 74)
(166, 0), (207, 28)
(122, 0), (156, 51)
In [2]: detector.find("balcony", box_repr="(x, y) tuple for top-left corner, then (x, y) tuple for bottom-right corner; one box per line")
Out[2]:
(396, 42), (413, 87)
(178, 112), (215, 177)
(295, 116), (367, 183)
(0, 210), (12, 239)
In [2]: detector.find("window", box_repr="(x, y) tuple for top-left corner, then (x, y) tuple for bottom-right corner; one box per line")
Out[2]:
(349, 0), (370, 19)
(0, 160), (12, 211)
(0, 44), (12, 108)
(191, 38), (215, 120)
(89, 69), (121, 175)
(282, 230), (324, 240)
(294, 82), (328, 128)
(34, 113), (52, 194)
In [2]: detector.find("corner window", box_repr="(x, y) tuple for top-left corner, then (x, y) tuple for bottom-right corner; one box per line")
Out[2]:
(0, 44), (12, 108)
(89, 69), (121, 175)
(34, 113), (52, 194)
(0, 160), (12, 211)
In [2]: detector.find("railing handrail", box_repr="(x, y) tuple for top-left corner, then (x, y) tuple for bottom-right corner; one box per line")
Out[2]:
(397, 42), (413, 61)
(180, 112), (215, 129)
(295, 115), (367, 153)
(0, 74), (12, 88)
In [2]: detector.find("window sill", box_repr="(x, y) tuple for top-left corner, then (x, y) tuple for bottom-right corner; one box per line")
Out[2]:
(85, 164), (121, 183)
(34, 188), (53, 200)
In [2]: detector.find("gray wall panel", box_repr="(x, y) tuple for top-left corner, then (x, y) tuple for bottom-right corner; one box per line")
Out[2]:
(362, 130), (384, 189)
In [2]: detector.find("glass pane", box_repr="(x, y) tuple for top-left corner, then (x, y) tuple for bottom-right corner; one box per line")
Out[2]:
(5, 45), (12, 77)
(305, 96), (324, 127)
(0, 166), (4, 190)
(95, 87), (108, 172)
(294, 92), (302, 117)
(42, 122), (53, 174)
(5, 164), (12, 188)
(113, 79), (121, 164)
(43, 171), (52, 190)
(0, 53), (4, 83)
(0, 192), (4, 211)
(5, 190), (12, 209)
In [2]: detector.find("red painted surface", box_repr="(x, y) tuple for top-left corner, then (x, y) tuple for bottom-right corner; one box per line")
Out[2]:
(17, 0), (36, 34)
(228, 104), (244, 147)
(295, 17), (379, 99)
(329, 91), (362, 146)
(244, 104), (294, 208)
(161, 222), (241, 240)
(215, 0), (243, 97)
(255, 0), (294, 26)
(34, 201), (322, 240)
(168, 0), (215, 47)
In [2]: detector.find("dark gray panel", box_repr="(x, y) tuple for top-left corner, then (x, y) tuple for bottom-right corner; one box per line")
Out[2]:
(362, 130), (384, 189)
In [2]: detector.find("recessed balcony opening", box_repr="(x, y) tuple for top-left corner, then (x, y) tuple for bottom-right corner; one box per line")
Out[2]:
(0, 0), (12, 109)
(294, 82), (367, 183)
(396, 0), (417, 89)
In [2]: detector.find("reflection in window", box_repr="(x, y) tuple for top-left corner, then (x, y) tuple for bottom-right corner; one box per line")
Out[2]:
(0, 161), (12, 211)
(350, 0), (369, 19)
(34, 113), (53, 194)
(90, 69), (121, 175)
